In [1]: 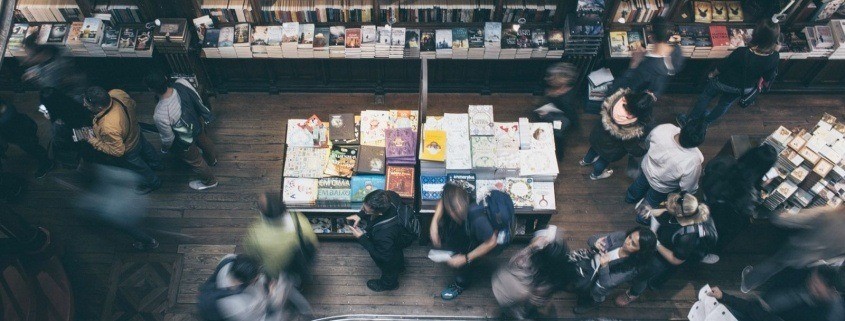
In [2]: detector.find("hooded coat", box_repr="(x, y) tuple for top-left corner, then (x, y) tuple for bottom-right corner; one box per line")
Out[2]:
(588, 89), (647, 162)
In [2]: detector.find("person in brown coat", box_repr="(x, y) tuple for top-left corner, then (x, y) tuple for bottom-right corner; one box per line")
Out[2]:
(81, 87), (161, 194)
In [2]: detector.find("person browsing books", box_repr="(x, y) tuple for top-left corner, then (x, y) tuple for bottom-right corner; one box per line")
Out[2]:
(610, 16), (685, 100)
(144, 70), (219, 191)
(38, 87), (93, 168)
(535, 62), (579, 160)
(346, 189), (407, 292)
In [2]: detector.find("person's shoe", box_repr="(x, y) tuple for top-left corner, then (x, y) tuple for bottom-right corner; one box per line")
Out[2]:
(189, 180), (218, 190)
(34, 161), (54, 179)
(579, 155), (600, 166)
(366, 279), (398, 292)
(589, 169), (614, 180)
(614, 291), (639, 307)
(740, 265), (754, 293)
(676, 114), (689, 127)
(572, 300), (600, 314)
(701, 254), (720, 264)
(135, 181), (162, 195)
(440, 283), (465, 300)
(132, 239), (159, 251)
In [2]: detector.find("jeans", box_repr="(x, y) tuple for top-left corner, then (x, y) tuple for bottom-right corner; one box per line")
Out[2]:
(686, 79), (752, 124)
(583, 147), (610, 176)
(625, 172), (669, 208)
(120, 135), (161, 187)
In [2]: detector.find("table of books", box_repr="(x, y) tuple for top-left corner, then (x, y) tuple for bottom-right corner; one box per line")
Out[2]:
(280, 105), (561, 240)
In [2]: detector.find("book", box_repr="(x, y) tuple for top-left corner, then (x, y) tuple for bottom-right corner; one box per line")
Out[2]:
(356, 145), (386, 174)
(452, 27), (469, 49)
(360, 110), (390, 147)
(506, 177), (534, 208)
(420, 175), (447, 200)
(547, 28), (564, 51)
(528, 123), (556, 151)
(435, 29), (453, 50)
(468, 105), (495, 136)
(420, 130), (446, 161)
(494, 122), (520, 150)
(694, 1), (713, 23)
(324, 145), (358, 178)
(284, 147), (330, 178)
(532, 182), (556, 210)
(471, 136), (496, 169)
(71, 127), (94, 142)
(218, 26), (234, 47)
(519, 149), (560, 176)
(518, 118), (532, 150)
(283, 178), (319, 205)
(313, 27), (329, 49)
(329, 25), (345, 46)
(118, 27), (136, 52)
(627, 30), (644, 52)
(351, 175), (386, 202)
(420, 30), (436, 52)
(385, 128), (417, 160)
(329, 113), (356, 143)
(309, 218), (332, 233)
(48, 23), (69, 44)
(134, 30), (153, 52)
(501, 29), (518, 49)
(475, 179), (505, 201)
(233, 23), (251, 46)
(388, 110), (419, 132)
(468, 27), (485, 48)
(447, 173), (477, 199)
(609, 31), (629, 56)
(711, 1), (728, 22)
(728, 28), (751, 48)
(193, 15), (214, 43)
(386, 166), (415, 198)
(484, 22), (502, 48)
(726, 1), (744, 22)
(346, 28), (361, 48)
(317, 177), (352, 202)
(203, 28), (220, 48)
(334, 218), (353, 233)
(709, 25), (730, 48)
(443, 113), (472, 170)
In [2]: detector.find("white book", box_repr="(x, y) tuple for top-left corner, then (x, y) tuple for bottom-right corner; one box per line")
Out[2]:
(468, 105), (494, 136)
(532, 182), (556, 210)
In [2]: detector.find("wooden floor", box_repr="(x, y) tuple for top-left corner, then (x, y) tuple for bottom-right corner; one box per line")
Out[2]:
(3, 90), (845, 321)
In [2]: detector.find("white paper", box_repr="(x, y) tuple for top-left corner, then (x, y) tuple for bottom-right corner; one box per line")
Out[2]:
(704, 304), (738, 321)
(535, 103), (563, 114)
(428, 249), (455, 263)
(688, 301), (707, 321)
(588, 67), (614, 86)
(698, 285), (719, 316)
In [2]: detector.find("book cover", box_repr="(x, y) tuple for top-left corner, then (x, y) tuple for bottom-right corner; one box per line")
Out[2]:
(435, 29), (452, 49)
(313, 27), (329, 48)
(36, 24), (52, 44)
(444, 113), (472, 170)
(506, 177), (534, 208)
(282, 22), (300, 43)
(101, 26), (119, 49)
(329, 113), (355, 142)
(233, 23), (250, 46)
(388, 110), (419, 132)
(329, 26), (345, 46)
(203, 28), (220, 48)
(815, 26), (834, 49)
(420, 175), (447, 200)
(709, 25), (730, 47)
(494, 122), (521, 150)
(66, 22), (82, 46)
(484, 22), (502, 48)
(529, 122), (556, 150)
(118, 27), (136, 50)
(345, 28), (361, 48)
(468, 27), (485, 48)
(360, 110), (390, 147)
(377, 27), (391, 45)
(386, 166), (415, 198)
(547, 29), (564, 50)
(476, 179), (505, 201)
(468, 105), (495, 136)
(420, 130), (446, 161)
(728, 28), (749, 48)
(324, 145), (358, 178)
(496, 150), (521, 169)
(519, 149), (559, 176)
(81, 18), (102, 43)
(711, 1), (728, 22)
(286, 119), (312, 147)
(385, 128), (417, 159)
(218, 26), (234, 47)
(726, 1), (744, 22)
(501, 29), (518, 49)
(317, 177), (352, 202)
(193, 15), (214, 43)
(134, 30), (152, 51)
(356, 145), (386, 174)
(299, 24), (315, 45)
(471, 136), (496, 168)
(406, 29), (420, 48)
(517, 29), (532, 48)
(309, 218), (332, 233)
(252, 26), (269, 50)
(282, 177), (319, 204)
(694, 1), (713, 23)
(447, 173), (477, 199)
(678, 26), (696, 46)
(284, 147), (329, 178)
(531, 29), (547, 48)
(691, 25), (711, 47)
(532, 182), (556, 210)
(420, 30), (435, 51)
(609, 31), (629, 55)
(391, 28), (406, 47)
(452, 27), (469, 49)
(361, 25), (377, 44)
(627, 30), (644, 52)
(48, 24), (69, 44)
(350, 175), (386, 202)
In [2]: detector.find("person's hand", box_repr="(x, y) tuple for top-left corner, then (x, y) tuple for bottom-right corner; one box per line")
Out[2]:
(598, 252), (611, 266)
(346, 214), (361, 227)
(350, 226), (365, 239)
(594, 236), (608, 253)
(707, 286), (723, 300)
(447, 254), (467, 268)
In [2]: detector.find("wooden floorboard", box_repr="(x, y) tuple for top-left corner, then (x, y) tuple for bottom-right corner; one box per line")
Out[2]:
(2, 90), (844, 321)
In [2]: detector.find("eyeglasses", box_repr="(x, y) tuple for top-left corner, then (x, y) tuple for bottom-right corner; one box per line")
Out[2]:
(676, 191), (689, 216)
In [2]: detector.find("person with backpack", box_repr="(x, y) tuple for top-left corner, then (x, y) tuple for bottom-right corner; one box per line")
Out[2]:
(197, 254), (292, 321)
(144, 71), (219, 191)
(430, 183), (514, 300)
(617, 192), (718, 307)
(347, 189), (418, 292)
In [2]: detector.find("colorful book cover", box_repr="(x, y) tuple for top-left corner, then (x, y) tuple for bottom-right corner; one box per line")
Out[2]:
(406, 29), (420, 48)
(609, 31), (629, 55)
(435, 29), (452, 49)
(360, 110), (390, 147)
(484, 22), (502, 48)
(386, 166), (415, 198)
(309, 218), (332, 233)
(329, 113), (356, 143)
(313, 27), (329, 48)
(475, 179), (505, 202)
(345, 28), (361, 48)
(284, 147), (329, 178)
(203, 28), (220, 48)
(385, 128), (417, 159)
(452, 27), (469, 49)
(420, 30), (435, 51)
(283, 177), (319, 204)
(329, 26), (346, 46)
(420, 175), (447, 200)
(468, 27), (485, 48)
(728, 28), (750, 48)
(324, 145), (358, 178)
(501, 29), (518, 49)
(506, 177), (534, 208)
(134, 30), (152, 51)
(726, 1), (744, 22)
(468, 105), (495, 136)
(218, 26), (234, 47)
(317, 177), (352, 202)
(516, 29), (532, 48)
(388, 110), (419, 132)
(233, 23), (251, 45)
(471, 136), (496, 168)
(420, 130), (446, 161)
(531, 29), (547, 48)
(532, 182), (556, 210)
(627, 30), (644, 51)
(711, 1), (728, 22)
(547, 28), (564, 50)
(494, 122), (520, 150)
(709, 25), (730, 47)
(356, 145), (386, 174)
(350, 175), (386, 202)
(282, 22), (300, 43)
(447, 173), (477, 200)
(694, 1), (713, 23)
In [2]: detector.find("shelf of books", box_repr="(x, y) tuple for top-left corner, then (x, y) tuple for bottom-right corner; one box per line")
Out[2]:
(757, 113), (845, 216)
(417, 105), (560, 239)
(280, 111), (420, 239)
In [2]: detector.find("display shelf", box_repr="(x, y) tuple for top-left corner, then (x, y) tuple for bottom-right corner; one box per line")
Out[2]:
(418, 204), (556, 215)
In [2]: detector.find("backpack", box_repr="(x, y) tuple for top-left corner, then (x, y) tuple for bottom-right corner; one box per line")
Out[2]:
(467, 190), (516, 246)
(386, 191), (420, 248)
(671, 220), (719, 260)
(196, 257), (245, 321)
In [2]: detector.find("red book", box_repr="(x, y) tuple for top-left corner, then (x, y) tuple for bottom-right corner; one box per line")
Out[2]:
(386, 166), (415, 198)
(709, 25), (730, 47)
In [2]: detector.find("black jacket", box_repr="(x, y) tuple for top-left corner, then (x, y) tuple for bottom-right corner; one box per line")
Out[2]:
(588, 89), (647, 162)
(40, 89), (92, 128)
(358, 191), (405, 272)
(0, 104), (38, 142)
(611, 46), (684, 98)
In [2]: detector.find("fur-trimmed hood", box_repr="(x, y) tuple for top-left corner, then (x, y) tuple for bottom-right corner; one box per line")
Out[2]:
(600, 88), (645, 140)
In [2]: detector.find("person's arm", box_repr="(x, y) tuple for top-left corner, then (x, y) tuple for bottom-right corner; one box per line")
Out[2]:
(451, 233), (497, 267)
(656, 244), (685, 266)
(429, 201), (444, 248)
(356, 227), (397, 264)
(88, 126), (126, 157)
(592, 261), (637, 301)
(153, 109), (175, 151)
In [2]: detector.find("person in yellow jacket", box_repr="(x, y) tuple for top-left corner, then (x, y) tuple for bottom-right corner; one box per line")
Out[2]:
(81, 86), (161, 194)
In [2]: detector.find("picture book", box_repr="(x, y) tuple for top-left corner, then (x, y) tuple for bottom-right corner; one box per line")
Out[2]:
(218, 26), (234, 47)
(282, 22), (300, 43)
(627, 30), (644, 52)
(313, 27), (329, 49)
(386, 166), (415, 198)
(317, 177), (351, 202)
(532, 182), (556, 210)
(385, 128), (417, 159)
(694, 1), (713, 23)
(484, 22), (502, 48)
(420, 130), (446, 161)
(283, 178), (319, 204)
(506, 177), (534, 208)
(356, 145), (386, 174)
(435, 29), (453, 49)
(468, 105), (495, 136)
(494, 122), (521, 150)
(329, 25), (345, 46)
(711, 1), (728, 22)
(471, 136), (496, 168)
(709, 25), (730, 47)
(346, 28), (361, 48)
(388, 109), (419, 132)
(284, 147), (329, 178)
(517, 29), (532, 48)
(452, 27), (469, 49)
(447, 173), (477, 200)
(324, 145), (358, 178)
(329, 113), (356, 143)
(350, 175), (386, 202)
(360, 110), (390, 147)
(420, 175), (447, 200)
(529, 122), (556, 151)
(475, 179), (505, 202)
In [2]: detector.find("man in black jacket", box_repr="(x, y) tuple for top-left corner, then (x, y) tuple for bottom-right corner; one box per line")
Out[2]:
(347, 189), (405, 292)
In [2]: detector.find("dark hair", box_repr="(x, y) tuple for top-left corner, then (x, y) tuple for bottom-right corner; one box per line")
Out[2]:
(143, 70), (170, 95)
(230, 255), (260, 284)
(363, 189), (392, 214)
(84, 86), (111, 108)
(679, 118), (707, 148)
(737, 145), (777, 189)
(623, 91), (655, 123)
(22, 35), (58, 57)
(749, 19), (780, 54)
(531, 239), (576, 290)
(627, 226), (657, 265)
(651, 16), (673, 43)
(441, 183), (469, 223)
(258, 191), (287, 220)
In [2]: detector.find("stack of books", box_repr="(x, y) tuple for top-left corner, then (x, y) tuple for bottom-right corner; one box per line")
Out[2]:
(404, 29), (421, 58)
(200, 0), (254, 24)
(81, 18), (105, 55)
(452, 28), (469, 59)
(375, 26), (391, 58)
(345, 28), (362, 58)
(502, 2), (557, 23)
(14, 0), (83, 22)
(329, 26), (346, 58)
(65, 22), (88, 56)
(546, 29), (565, 58)
(134, 29), (154, 58)
(298, 24), (315, 58)
(468, 27), (486, 59)
(154, 18), (190, 54)
(516, 29), (534, 59)
(435, 29), (453, 59)
(117, 27), (137, 57)
(389, 28), (406, 58)
(708, 25), (731, 58)
(233, 23), (253, 58)
(830, 20), (845, 59)
(612, 0), (671, 24)
(806, 25), (835, 58)
(361, 25), (377, 58)
(483, 22), (502, 59)
(563, 0), (605, 55)
(313, 26), (330, 58)
(282, 22), (300, 58)
(202, 28), (221, 58)
(262, 0), (374, 24)
(251, 26), (270, 58)
(94, 0), (146, 24)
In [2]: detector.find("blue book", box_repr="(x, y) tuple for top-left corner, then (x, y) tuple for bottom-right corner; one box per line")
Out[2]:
(350, 175), (386, 202)
(447, 173), (477, 201)
(420, 175), (447, 200)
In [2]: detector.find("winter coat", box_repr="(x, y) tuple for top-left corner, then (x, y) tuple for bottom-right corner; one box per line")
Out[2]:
(588, 89), (647, 162)
(358, 190), (405, 273)
(89, 90), (139, 157)
(582, 231), (644, 302)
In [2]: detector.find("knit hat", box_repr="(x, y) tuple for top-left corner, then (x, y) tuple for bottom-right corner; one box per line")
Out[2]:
(665, 192), (710, 226)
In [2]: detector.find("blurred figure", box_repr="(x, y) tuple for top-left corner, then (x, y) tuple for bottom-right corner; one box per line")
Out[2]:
(493, 226), (574, 319)
(610, 16), (684, 100)
(38, 87), (93, 168)
(741, 206), (845, 293)
(0, 98), (53, 178)
(701, 144), (777, 250)
(20, 35), (88, 103)
(81, 86), (161, 194)
(143, 71), (218, 191)
(75, 164), (157, 250)
(535, 62), (579, 160)
(708, 266), (844, 321)
(346, 189), (409, 292)
(580, 88), (653, 180)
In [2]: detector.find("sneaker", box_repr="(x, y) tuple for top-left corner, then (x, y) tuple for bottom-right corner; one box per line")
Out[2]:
(132, 239), (159, 251)
(34, 161), (54, 179)
(740, 265), (754, 293)
(701, 254), (720, 264)
(366, 279), (398, 292)
(579, 155), (599, 166)
(676, 114), (689, 127)
(440, 283), (464, 300)
(135, 181), (162, 195)
(189, 180), (218, 190)
(614, 291), (639, 307)
(589, 169), (613, 180)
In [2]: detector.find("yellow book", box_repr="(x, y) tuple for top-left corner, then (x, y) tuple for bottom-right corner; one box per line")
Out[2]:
(420, 130), (446, 162)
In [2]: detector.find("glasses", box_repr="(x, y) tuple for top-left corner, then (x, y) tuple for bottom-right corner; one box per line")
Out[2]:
(675, 191), (688, 216)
